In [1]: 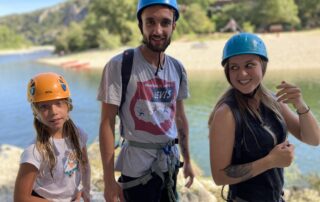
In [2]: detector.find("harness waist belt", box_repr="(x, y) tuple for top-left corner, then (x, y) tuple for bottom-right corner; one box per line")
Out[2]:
(126, 138), (178, 150)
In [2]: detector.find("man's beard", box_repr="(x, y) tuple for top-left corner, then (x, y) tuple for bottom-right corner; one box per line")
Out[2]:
(142, 35), (171, 52)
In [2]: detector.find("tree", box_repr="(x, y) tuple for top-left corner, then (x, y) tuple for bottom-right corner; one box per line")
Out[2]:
(252, 0), (300, 29)
(84, 0), (136, 46)
(179, 0), (215, 8)
(295, 0), (320, 28)
(213, 2), (254, 32)
(182, 3), (214, 34)
(54, 22), (86, 53)
(0, 25), (30, 49)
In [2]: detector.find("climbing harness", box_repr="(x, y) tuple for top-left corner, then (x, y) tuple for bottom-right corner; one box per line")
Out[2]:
(119, 138), (182, 202)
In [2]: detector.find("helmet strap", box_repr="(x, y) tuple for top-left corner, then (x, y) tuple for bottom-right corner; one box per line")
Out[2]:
(155, 52), (163, 76)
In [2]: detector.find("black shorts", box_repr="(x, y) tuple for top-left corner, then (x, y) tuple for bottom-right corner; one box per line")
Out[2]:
(118, 170), (179, 202)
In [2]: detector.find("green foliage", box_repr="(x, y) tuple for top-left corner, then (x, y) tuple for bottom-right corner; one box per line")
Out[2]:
(242, 22), (255, 33)
(175, 15), (194, 36)
(182, 3), (214, 34)
(67, 23), (86, 52)
(0, 25), (30, 49)
(54, 33), (69, 53)
(213, 2), (253, 32)
(97, 29), (121, 49)
(253, 0), (300, 28)
(0, 0), (89, 45)
(86, 0), (136, 43)
(54, 22), (86, 53)
(82, 13), (101, 48)
(295, 0), (320, 28)
(3, 0), (319, 53)
(179, 0), (216, 8)
(124, 21), (141, 47)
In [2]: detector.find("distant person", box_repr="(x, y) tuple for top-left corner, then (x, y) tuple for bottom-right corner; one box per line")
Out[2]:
(208, 33), (320, 201)
(97, 0), (194, 201)
(14, 72), (91, 202)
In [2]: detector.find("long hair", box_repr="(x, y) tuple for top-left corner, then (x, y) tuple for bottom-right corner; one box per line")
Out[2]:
(32, 98), (87, 177)
(208, 57), (286, 144)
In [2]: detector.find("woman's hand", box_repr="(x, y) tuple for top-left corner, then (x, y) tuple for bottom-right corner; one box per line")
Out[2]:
(276, 81), (307, 111)
(267, 141), (295, 168)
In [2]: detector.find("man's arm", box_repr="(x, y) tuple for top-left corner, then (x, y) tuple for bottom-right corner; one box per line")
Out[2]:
(175, 100), (194, 188)
(99, 102), (124, 202)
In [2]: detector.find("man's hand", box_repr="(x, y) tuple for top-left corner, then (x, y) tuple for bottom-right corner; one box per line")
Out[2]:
(104, 181), (125, 202)
(183, 162), (195, 188)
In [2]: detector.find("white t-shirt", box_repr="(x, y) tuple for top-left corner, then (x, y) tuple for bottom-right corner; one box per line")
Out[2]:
(97, 47), (189, 177)
(20, 127), (88, 202)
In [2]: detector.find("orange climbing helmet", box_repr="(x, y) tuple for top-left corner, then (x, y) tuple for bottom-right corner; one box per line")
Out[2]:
(27, 72), (70, 103)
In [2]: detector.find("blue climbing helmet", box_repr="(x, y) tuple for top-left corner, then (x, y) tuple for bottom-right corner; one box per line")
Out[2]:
(137, 0), (179, 21)
(221, 33), (268, 66)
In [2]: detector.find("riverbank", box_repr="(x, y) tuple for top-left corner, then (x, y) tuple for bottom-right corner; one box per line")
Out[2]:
(35, 30), (320, 71)
(1, 143), (320, 201)
(0, 46), (54, 55)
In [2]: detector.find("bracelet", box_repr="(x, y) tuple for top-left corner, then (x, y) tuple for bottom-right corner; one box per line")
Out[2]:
(296, 105), (310, 115)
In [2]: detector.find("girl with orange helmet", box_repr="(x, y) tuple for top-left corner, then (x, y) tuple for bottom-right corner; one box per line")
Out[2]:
(14, 72), (91, 202)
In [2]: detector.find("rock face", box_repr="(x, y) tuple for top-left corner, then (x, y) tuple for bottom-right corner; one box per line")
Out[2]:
(0, 144), (23, 202)
(2, 143), (320, 202)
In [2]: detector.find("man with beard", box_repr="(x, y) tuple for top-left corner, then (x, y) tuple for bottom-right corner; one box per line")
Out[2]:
(97, 0), (194, 202)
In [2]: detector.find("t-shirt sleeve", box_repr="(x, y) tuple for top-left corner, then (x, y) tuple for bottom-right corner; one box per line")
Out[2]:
(177, 62), (190, 100)
(97, 55), (123, 106)
(20, 144), (42, 170)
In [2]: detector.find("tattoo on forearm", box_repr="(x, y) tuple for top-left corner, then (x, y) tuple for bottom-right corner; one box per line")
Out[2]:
(178, 128), (187, 157)
(223, 163), (253, 181)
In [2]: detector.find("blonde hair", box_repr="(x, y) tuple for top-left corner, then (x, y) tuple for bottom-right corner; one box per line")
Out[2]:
(32, 98), (86, 177)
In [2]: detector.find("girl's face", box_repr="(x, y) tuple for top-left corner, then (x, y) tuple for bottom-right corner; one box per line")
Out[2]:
(228, 54), (263, 94)
(35, 99), (69, 134)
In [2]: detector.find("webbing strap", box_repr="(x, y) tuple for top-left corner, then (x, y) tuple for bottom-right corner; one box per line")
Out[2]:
(120, 173), (153, 189)
(120, 49), (134, 111)
(127, 139), (177, 150)
(169, 55), (183, 86)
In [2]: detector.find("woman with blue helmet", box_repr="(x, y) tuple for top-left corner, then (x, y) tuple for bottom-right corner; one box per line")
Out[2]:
(209, 33), (320, 201)
(98, 0), (194, 202)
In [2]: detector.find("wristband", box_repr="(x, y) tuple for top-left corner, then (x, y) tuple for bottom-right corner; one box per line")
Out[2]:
(297, 106), (310, 115)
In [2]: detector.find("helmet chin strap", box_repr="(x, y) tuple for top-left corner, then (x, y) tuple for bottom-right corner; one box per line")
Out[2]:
(154, 51), (163, 76)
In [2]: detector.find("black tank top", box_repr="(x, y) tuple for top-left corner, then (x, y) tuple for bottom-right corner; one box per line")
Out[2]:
(225, 93), (287, 202)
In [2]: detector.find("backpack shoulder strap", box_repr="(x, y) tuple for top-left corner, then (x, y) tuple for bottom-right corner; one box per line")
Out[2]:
(120, 49), (134, 110)
(168, 56), (183, 85)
